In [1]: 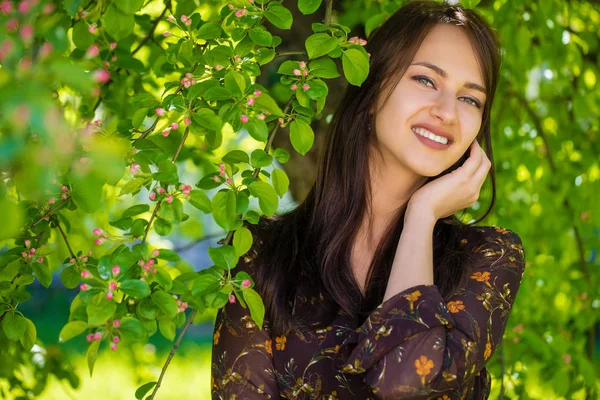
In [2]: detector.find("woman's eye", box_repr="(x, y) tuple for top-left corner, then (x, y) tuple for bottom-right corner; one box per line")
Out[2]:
(461, 97), (481, 108)
(414, 76), (435, 87)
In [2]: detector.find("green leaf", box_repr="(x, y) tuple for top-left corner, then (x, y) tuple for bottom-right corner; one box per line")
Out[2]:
(298, 0), (323, 14)
(250, 149), (273, 168)
(208, 245), (238, 269)
(135, 382), (157, 400)
(32, 263), (52, 288)
(59, 320), (88, 343)
(271, 168), (290, 197)
(114, 0), (144, 14)
(158, 317), (176, 341)
(233, 227), (253, 257)
(87, 297), (117, 327)
(155, 249), (181, 262)
(153, 268), (172, 290)
(151, 290), (178, 318)
(72, 22), (94, 49)
(119, 280), (151, 298)
(224, 70), (246, 99)
(122, 204), (150, 219)
(305, 33), (339, 59)
(188, 190), (211, 213)
(222, 150), (249, 164)
(103, 4), (134, 41)
(305, 79), (328, 100)
(61, 266), (81, 289)
(308, 57), (340, 78)
(289, 119), (315, 156)
(119, 177), (146, 196)
(192, 273), (220, 296)
(255, 48), (276, 65)
(192, 108), (223, 132)
(245, 118), (269, 142)
(211, 190), (237, 231)
(249, 26), (273, 47)
(248, 180), (279, 216)
(264, 2), (293, 30)
(87, 339), (100, 377)
(153, 159), (178, 183)
(2, 311), (26, 341)
(136, 298), (159, 320)
(342, 48), (370, 86)
(154, 217), (172, 236)
(204, 86), (233, 102)
(197, 22), (222, 40)
(119, 317), (147, 341)
(20, 317), (37, 351)
(242, 288), (265, 330)
(253, 93), (284, 116)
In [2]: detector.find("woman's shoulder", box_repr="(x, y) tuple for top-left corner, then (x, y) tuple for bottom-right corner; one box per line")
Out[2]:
(459, 224), (525, 265)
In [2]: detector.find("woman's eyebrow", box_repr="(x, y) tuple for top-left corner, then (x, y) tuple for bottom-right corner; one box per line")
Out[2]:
(411, 61), (486, 94)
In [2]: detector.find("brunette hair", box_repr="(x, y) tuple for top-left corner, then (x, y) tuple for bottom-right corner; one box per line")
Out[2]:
(250, 0), (502, 336)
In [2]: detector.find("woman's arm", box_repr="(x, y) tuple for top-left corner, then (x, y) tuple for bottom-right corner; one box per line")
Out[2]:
(211, 255), (281, 399)
(339, 226), (526, 399)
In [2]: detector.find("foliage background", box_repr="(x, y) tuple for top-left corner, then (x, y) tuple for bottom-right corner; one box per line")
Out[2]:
(0, 0), (599, 399)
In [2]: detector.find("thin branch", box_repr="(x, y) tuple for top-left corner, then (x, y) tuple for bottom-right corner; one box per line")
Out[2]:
(29, 197), (70, 229)
(275, 50), (307, 58)
(132, 3), (170, 56)
(174, 232), (225, 253)
(172, 126), (190, 163)
(142, 202), (162, 245)
(55, 221), (76, 259)
(324, 0), (333, 26)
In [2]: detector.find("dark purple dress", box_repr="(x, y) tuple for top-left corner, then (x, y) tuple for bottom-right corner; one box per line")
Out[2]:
(211, 226), (526, 399)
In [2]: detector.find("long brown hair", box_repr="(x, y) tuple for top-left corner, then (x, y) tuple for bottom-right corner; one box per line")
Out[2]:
(251, 0), (502, 337)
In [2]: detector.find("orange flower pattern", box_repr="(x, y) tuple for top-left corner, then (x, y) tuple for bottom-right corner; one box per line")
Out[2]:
(211, 226), (526, 399)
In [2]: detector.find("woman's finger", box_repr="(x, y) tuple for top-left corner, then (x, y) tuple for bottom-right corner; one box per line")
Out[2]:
(458, 140), (483, 177)
(471, 153), (491, 189)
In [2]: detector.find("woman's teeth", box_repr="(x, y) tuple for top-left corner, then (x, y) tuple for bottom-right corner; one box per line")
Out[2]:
(412, 127), (449, 145)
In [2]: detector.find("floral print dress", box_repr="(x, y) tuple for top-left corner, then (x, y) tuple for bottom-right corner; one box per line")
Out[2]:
(211, 226), (526, 399)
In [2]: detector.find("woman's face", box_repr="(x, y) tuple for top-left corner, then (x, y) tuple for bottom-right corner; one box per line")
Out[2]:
(373, 24), (487, 178)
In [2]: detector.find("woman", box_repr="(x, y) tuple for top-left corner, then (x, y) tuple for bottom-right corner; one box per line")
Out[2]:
(212, 1), (526, 399)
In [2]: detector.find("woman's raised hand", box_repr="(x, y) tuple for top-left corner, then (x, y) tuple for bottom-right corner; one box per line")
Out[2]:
(408, 140), (491, 221)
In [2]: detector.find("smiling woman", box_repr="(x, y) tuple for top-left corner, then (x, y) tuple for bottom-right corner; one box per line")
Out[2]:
(211, 1), (525, 399)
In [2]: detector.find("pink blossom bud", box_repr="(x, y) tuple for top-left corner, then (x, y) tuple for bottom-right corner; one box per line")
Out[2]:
(0, 38), (14, 62)
(254, 89), (262, 97)
(29, 248), (36, 255)
(157, 187), (165, 195)
(163, 31), (172, 37)
(24, 239), (31, 247)
(110, 342), (117, 351)
(48, 197), (55, 204)
(88, 249), (93, 255)
(227, 4), (234, 9)
(177, 299), (182, 306)
(37, 257), (43, 263)
(109, 282), (117, 291)
(83, 256), (88, 262)
(94, 332), (101, 341)
(149, 192), (156, 201)
(256, 114), (265, 120)
(42, 2), (54, 14)
(219, 163), (225, 169)
(113, 336), (120, 344)
(182, 302), (188, 309)
(111, 55), (116, 62)
(113, 320), (120, 327)
(167, 14), (176, 23)
(226, 178), (232, 184)
(20, 24), (33, 43)
(86, 334), (94, 342)
(293, 69), (301, 76)
(21, 252), (27, 258)
(130, 163), (140, 174)
(242, 279), (251, 287)
(94, 238), (102, 245)
(235, 9), (243, 17)
(0, 1), (13, 14)
(80, 283), (90, 291)
(93, 228), (102, 236)
(86, 44), (100, 58)
(81, 270), (91, 278)
(61, 193), (67, 200)
(112, 265), (120, 275)
(229, 294), (236, 303)
(156, 108), (166, 116)
(181, 14), (191, 26)
(184, 118), (191, 125)
(61, 185), (68, 191)
(290, 84), (297, 91)
(70, 258), (75, 263)
(152, 249), (160, 257)
(162, 128), (170, 137)
(183, 185), (191, 195)
(299, 61), (306, 69)
(214, 64), (222, 71)
(88, 24), (97, 33)
(213, 176), (219, 182)
(302, 84), (310, 91)
(6, 18), (18, 32)
(166, 194), (173, 204)
(219, 169), (226, 177)
(151, 268), (157, 274)
(138, 260), (145, 267)
(240, 115), (248, 123)
(247, 97), (254, 106)
(39, 42), (52, 58)
(80, 11), (87, 18)
(106, 291), (114, 300)
(18, 1), (30, 14)
(359, 39), (367, 46)
(110, 42), (116, 50)
(93, 69), (110, 83)
(171, 122), (178, 130)
(302, 69), (308, 76)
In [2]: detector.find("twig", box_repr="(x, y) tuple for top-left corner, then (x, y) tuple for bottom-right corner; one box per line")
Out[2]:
(29, 197), (70, 229)
(172, 126), (190, 163)
(55, 221), (76, 259)
(142, 202), (162, 245)
(174, 232), (225, 253)
(275, 50), (307, 58)
(324, 0), (333, 26)
(132, 3), (170, 56)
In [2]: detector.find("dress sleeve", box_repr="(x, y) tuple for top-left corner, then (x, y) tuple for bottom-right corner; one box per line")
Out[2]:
(211, 248), (281, 399)
(338, 227), (526, 399)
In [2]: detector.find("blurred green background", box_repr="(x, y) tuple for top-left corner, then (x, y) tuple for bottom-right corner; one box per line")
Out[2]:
(1, 0), (599, 399)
